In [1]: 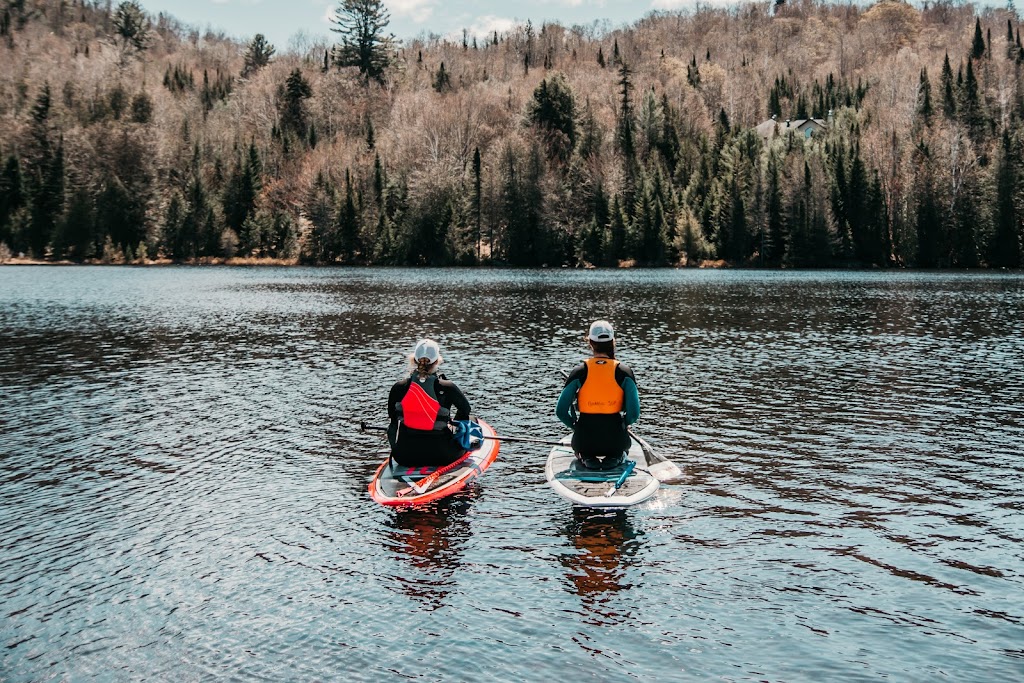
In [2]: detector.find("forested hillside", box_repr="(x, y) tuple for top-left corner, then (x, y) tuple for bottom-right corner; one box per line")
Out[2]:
(0, 0), (1022, 267)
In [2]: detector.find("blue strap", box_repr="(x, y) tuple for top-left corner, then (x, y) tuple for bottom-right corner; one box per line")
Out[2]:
(453, 420), (484, 450)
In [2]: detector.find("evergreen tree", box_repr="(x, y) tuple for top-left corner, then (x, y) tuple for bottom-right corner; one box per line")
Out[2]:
(0, 155), (24, 249)
(177, 170), (210, 260)
(527, 74), (577, 163)
(616, 62), (637, 179)
(330, 0), (394, 84)
(764, 150), (785, 264)
(432, 62), (451, 93)
(597, 46), (605, 68)
(915, 167), (942, 267)
(606, 196), (627, 266)
(223, 143), (261, 235)
(990, 132), (1021, 267)
(279, 69), (313, 139)
(970, 18), (987, 59)
(112, 1), (149, 55)
(241, 34), (276, 77)
(472, 147), (482, 263)
(336, 169), (360, 262)
(941, 53), (956, 118)
(917, 67), (933, 124)
(26, 87), (64, 258)
(60, 187), (96, 261)
(960, 59), (986, 139)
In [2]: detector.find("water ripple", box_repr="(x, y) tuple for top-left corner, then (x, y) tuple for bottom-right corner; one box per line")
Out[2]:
(1, 267), (1022, 681)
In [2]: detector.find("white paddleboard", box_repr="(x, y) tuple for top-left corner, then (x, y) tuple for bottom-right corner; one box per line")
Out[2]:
(545, 435), (659, 507)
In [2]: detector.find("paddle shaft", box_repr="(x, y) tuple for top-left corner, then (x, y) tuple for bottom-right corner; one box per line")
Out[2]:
(360, 422), (564, 447)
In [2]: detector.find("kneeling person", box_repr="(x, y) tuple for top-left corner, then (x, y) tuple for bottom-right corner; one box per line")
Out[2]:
(387, 339), (472, 468)
(556, 320), (640, 470)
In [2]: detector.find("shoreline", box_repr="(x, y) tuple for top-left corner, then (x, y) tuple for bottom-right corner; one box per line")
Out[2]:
(2, 257), (1021, 272)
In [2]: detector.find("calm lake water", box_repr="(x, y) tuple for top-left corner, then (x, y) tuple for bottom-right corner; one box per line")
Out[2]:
(1, 266), (1023, 681)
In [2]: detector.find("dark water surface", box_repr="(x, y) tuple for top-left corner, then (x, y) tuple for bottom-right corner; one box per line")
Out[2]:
(1, 266), (1023, 681)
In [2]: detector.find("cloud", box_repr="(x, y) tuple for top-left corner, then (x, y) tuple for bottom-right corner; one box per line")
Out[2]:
(651, 0), (732, 7)
(386, 0), (436, 23)
(464, 14), (517, 40)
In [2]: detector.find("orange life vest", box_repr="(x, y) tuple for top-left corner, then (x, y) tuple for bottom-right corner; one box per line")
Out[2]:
(576, 358), (623, 414)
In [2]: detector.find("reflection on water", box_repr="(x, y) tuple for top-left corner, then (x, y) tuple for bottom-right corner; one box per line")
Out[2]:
(383, 497), (476, 609)
(1, 267), (1023, 682)
(559, 509), (641, 626)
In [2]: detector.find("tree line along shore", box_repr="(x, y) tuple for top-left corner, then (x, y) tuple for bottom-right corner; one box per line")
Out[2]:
(0, 0), (1023, 269)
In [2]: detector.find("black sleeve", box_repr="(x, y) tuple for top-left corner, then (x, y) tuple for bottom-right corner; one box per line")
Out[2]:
(387, 381), (407, 422)
(564, 362), (587, 386)
(436, 378), (471, 421)
(615, 362), (636, 388)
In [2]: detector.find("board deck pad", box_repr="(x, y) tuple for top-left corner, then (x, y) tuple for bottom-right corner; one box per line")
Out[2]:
(545, 436), (659, 507)
(369, 419), (499, 506)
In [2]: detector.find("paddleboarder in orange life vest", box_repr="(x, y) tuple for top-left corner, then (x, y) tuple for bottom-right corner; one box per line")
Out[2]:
(387, 339), (472, 467)
(556, 320), (641, 470)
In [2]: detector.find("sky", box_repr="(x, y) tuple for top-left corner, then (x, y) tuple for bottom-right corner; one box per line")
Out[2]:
(138, 0), (704, 53)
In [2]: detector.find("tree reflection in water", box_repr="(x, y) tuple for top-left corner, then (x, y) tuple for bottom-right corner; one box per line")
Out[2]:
(382, 493), (477, 609)
(560, 508), (642, 625)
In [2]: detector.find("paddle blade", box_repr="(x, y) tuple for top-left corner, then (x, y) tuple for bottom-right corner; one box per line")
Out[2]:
(648, 460), (683, 482)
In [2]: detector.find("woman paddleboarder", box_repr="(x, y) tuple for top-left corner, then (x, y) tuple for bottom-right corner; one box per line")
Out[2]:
(555, 320), (641, 470)
(387, 339), (473, 467)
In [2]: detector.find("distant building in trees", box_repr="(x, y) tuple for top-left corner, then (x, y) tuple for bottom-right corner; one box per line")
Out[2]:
(755, 114), (830, 141)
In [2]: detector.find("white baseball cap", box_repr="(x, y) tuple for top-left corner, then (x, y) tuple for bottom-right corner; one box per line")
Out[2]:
(413, 339), (442, 364)
(588, 320), (615, 342)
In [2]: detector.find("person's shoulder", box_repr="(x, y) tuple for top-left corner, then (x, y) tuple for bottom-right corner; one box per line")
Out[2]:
(615, 361), (636, 380)
(565, 362), (587, 383)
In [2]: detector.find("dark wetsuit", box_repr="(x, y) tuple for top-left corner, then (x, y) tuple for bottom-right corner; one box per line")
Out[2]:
(387, 373), (471, 467)
(556, 358), (640, 467)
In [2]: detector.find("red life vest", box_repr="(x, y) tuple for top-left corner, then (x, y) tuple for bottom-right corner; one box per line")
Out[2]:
(396, 374), (450, 431)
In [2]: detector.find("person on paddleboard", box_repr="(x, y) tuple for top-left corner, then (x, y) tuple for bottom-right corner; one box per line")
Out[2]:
(556, 320), (640, 470)
(387, 339), (472, 467)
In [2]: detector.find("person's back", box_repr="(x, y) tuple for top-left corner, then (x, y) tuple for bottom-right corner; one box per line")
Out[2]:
(556, 320), (640, 469)
(387, 339), (471, 467)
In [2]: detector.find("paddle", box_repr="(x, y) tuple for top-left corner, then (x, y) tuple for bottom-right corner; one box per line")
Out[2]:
(627, 427), (682, 482)
(359, 422), (564, 447)
(395, 450), (472, 497)
(559, 369), (682, 482)
(605, 459), (636, 497)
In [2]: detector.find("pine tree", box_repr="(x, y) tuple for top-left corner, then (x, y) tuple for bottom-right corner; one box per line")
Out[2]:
(112, 1), (149, 57)
(990, 131), (1021, 267)
(432, 62), (451, 93)
(472, 147), (482, 263)
(917, 67), (933, 124)
(941, 53), (956, 118)
(241, 34), (275, 77)
(330, 0), (394, 84)
(606, 196), (627, 266)
(764, 151), (785, 264)
(972, 18), (986, 59)
(279, 69), (313, 139)
(527, 74), (577, 163)
(0, 155), (24, 249)
(960, 59), (985, 140)
(616, 62), (636, 174)
(336, 169), (360, 262)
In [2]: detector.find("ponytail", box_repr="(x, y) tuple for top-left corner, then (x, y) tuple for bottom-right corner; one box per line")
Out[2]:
(416, 358), (434, 380)
(408, 354), (439, 380)
(590, 339), (615, 358)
